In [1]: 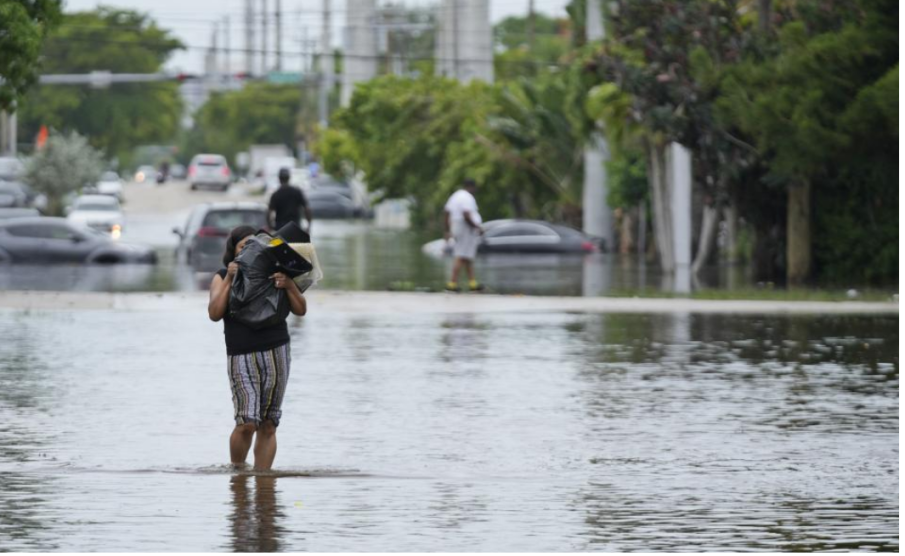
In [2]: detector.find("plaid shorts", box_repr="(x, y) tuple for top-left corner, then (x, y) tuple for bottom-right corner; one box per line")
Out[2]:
(227, 343), (291, 427)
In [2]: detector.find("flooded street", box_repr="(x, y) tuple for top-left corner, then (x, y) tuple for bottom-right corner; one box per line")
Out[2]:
(0, 302), (897, 551)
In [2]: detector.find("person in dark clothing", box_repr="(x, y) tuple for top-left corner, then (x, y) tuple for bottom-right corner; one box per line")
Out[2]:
(268, 168), (312, 232)
(208, 225), (307, 471)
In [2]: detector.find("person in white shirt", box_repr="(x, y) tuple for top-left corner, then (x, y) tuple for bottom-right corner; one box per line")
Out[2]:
(443, 179), (484, 292)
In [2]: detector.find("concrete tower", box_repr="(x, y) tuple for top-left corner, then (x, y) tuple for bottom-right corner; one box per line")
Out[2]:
(342, 0), (379, 105)
(436, 0), (493, 83)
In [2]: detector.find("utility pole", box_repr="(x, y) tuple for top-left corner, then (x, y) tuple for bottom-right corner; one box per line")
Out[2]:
(210, 21), (220, 75)
(582, 0), (613, 249)
(246, 0), (255, 74)
(224, 16), (231, 80)
(261, 0), (268, 74)
(319, 0), (332, 127)
(275, 0), (283, 71)
(528, 0), (536, 51)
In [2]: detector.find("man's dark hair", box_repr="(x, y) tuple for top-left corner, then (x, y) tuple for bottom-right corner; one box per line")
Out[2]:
(463, 178), (477, 189)
(222, 225), (257, 267)
(279, 167), (291, 185)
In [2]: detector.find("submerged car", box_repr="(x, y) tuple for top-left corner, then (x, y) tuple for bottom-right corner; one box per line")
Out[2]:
(308, 190), (360, 219)
(173, 202), (269, 270)
(422, 219), (601, 257)
(96, 171), (124, 201)
(0, 218), (156, 264)
(67, 194), (125, 237)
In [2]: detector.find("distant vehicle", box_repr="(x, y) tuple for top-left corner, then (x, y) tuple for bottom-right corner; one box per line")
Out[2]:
(170, 163), (187, 180)
(0, 207), (40, 220)
(188, 154), (232, 191)
(173, 202), (269, 270)
(0, 181), (28, 208)
(66, 194), (125, 237)
(0, 217), (156, 264)
(422, 219), (600, 257)
(248, 144), (292, 180)
(134, 165), (157, 184)
(96, 171), (124, 201)
(0, 157), (25, 181)
(307, 190), (360, 219)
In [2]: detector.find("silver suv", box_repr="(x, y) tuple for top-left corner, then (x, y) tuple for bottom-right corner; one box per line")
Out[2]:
(188, 154), (231, 191)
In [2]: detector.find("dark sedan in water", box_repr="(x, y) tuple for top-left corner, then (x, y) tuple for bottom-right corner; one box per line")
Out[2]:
(0, 218), (157, 264)
(422, 219), (600, 256)
(173, 202), (269, 270)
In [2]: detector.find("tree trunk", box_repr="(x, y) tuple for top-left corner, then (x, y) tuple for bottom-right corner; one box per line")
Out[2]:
(647, 144), (673, 272)
(786, 181), (811, 285)
(619, 208), (633, 254)
(758, 0), (772, 33)
(723, 203), (738, 264)
(637, 201), (647, 258)
(692, 202), (718, 275)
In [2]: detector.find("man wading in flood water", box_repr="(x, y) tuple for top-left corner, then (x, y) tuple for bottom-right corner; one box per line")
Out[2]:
(444, 179), (485, 292)
(208, 226), (307, 471)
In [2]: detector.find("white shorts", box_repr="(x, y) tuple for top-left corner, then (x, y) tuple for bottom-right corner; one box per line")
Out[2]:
(452, 221), (481, 260)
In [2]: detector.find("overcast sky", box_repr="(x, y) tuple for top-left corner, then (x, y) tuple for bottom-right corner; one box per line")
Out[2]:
(63, 0), (571, 73)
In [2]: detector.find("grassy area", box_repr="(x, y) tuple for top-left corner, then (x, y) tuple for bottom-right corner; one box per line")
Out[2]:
(606, 287), (898, 303)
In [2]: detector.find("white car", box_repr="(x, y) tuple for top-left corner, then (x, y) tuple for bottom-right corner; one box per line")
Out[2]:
(66, 194), (124, 238)
(96, 171), (124, 201)
(188, 154), (232, 191)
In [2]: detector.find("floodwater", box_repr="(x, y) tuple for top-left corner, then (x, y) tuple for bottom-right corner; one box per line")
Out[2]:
(0, 218), (754, 296)
(0, 305), (897, 551)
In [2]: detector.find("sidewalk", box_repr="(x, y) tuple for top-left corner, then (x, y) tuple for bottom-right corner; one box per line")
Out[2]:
(0, 290), (897, 314)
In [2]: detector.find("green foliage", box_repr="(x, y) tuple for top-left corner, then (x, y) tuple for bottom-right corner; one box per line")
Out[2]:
(185, 83), (304, 166)
(24, 131), (103, 215)
(716, 0), (898, 284)
(0, 0), (62, 110)
(16, 8), (183, 162)
(493, 15), (572, 81)
(605, 150), (647, 209)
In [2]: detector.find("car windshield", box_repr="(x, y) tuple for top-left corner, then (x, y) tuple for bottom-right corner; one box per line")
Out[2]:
(101, 172), (119, 181)
(76, 202), (118, 211)
(201, 210), (266, 229)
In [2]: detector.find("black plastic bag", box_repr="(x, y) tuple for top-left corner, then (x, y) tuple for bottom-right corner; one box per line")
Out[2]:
(228, 234), (290, 330)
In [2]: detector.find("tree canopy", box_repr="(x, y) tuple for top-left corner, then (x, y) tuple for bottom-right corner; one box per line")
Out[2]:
(0, 0), (62, 110)
(15, 8), (184, 164)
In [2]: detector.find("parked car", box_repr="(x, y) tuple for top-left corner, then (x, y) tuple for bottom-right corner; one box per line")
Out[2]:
(134, 165), (157, 184)
(0, 217), (156, 264)
(173, 202), (269, 270)
(188, 154), (232, 191)
(0, 207), (40, 220)
(96, 171), (124, 201)
(422, 219), (600, 257)
(66, 194), (125, 237)
(308, 190), (359, 219)
(0, 157), (24, 181)
(0, 181), (28, 208)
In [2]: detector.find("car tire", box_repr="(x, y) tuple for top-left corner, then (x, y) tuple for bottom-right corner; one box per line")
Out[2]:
(190, 183), (198, 191)
(90, 255), (122, 264)
(221, 183), (229, 192)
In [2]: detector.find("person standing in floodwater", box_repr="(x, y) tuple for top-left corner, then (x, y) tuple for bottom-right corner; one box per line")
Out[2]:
(268, 168), (312, 232)
(444, 178), (484, 292)
(208, 225), (308, 470)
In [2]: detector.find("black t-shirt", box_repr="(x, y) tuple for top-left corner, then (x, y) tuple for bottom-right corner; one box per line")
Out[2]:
(269, 185), (308, 229)
(216, 268), (290, 356)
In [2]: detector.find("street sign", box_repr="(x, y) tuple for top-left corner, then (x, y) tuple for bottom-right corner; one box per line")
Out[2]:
(266, 72), (303, 84)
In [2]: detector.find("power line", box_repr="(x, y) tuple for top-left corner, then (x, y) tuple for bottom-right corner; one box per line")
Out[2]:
(41, 35), (572, 68)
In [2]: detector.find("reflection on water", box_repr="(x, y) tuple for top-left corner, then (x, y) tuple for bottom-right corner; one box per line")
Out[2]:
(0, 307), (897, 551)
(229, 475), (286, 552)
(0, 221), (768, 296)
